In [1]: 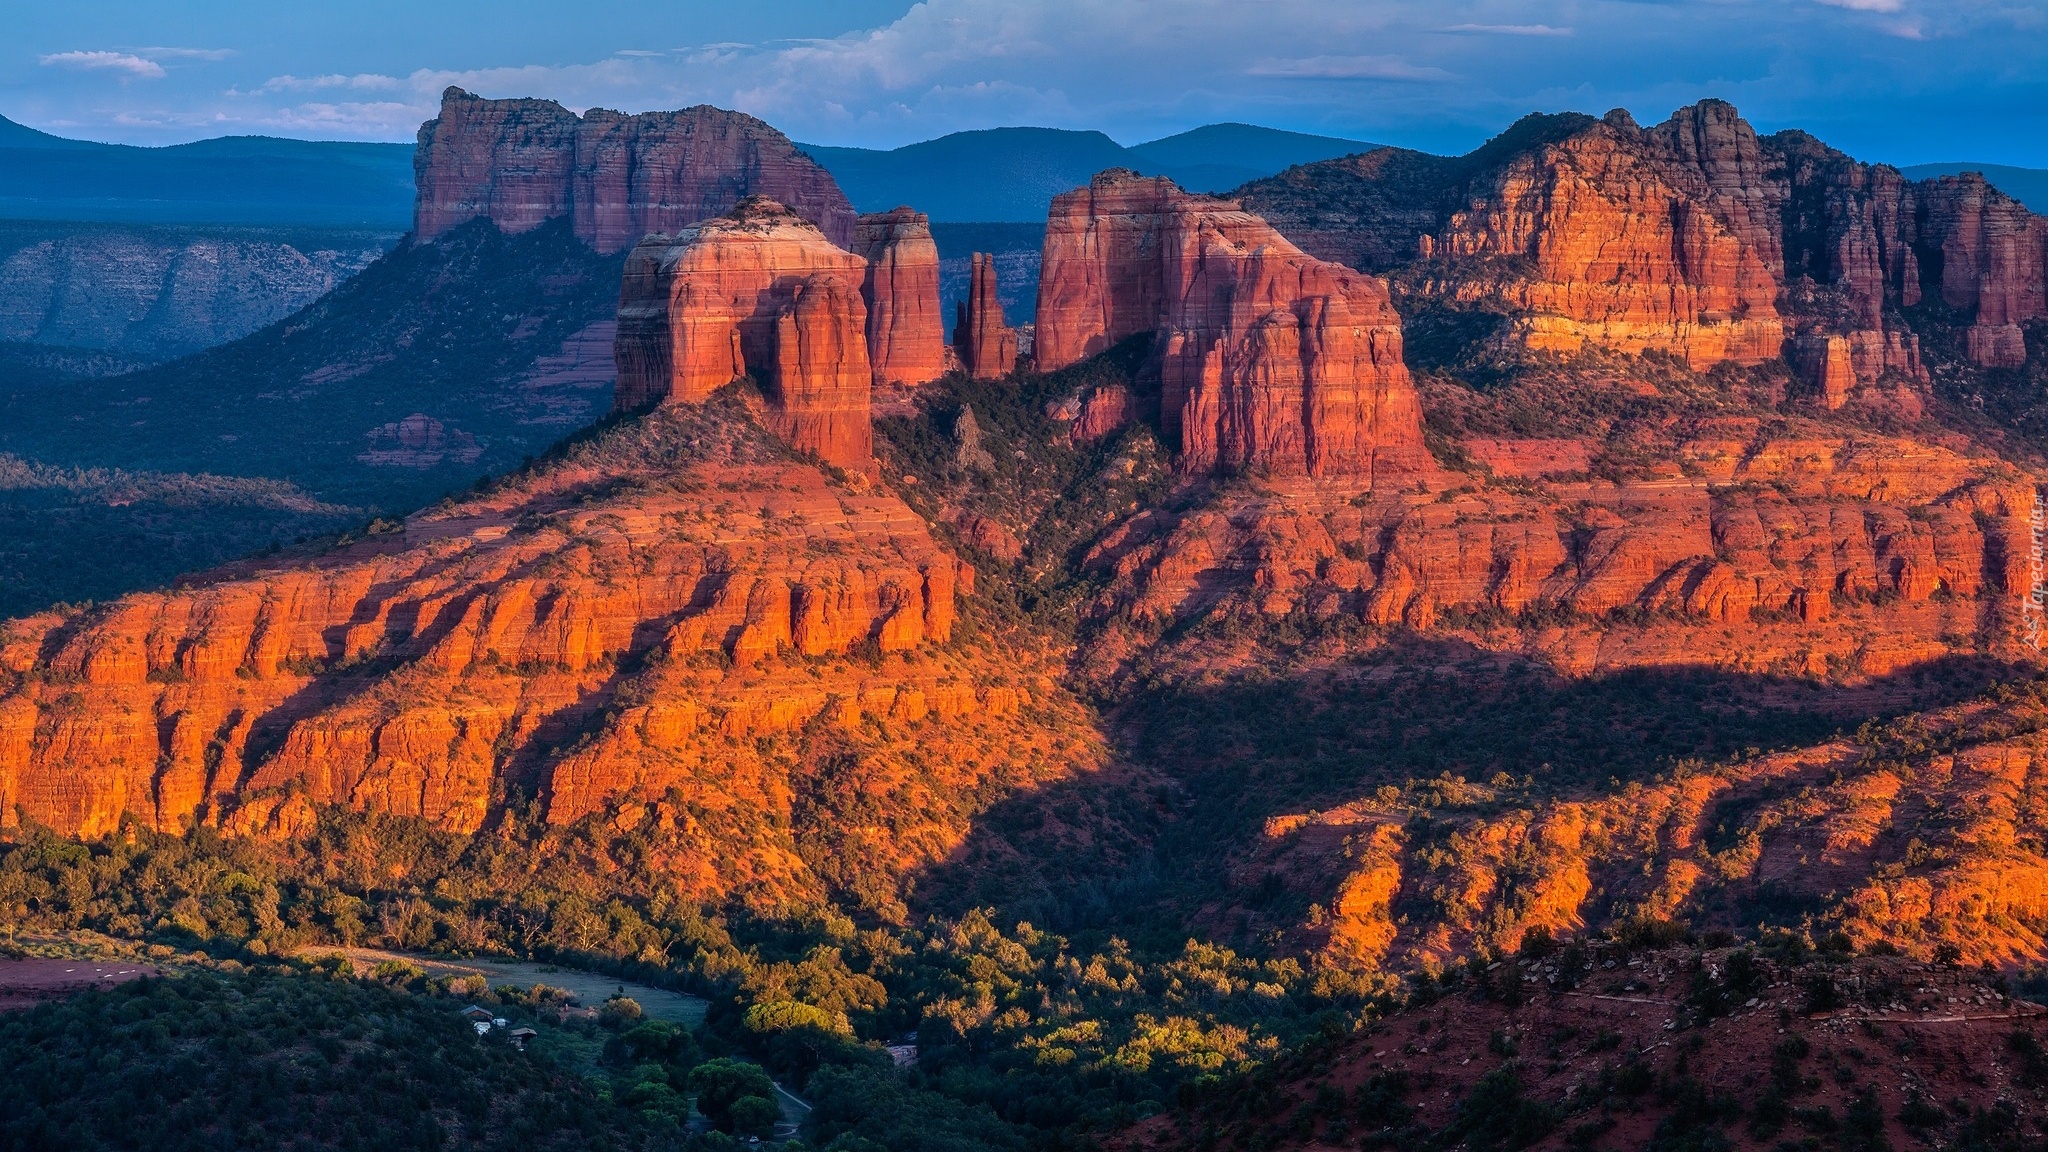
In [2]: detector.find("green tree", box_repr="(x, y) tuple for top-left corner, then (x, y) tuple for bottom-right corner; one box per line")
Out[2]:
(689, 1058), (779, 1133)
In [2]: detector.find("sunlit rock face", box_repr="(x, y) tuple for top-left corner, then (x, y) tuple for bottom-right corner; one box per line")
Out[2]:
(613, 198), (873, 468)
(413, 87), (855, 254)
(1036, 170), (1433, 482)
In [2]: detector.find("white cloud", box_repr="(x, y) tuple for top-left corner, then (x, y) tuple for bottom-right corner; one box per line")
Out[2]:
(256, 73), (404, 94)
(1248, 55), (1455, 81)
(1440, 24), (1574, 36)
(134, 47), (236, 61)
(1813, 0), (1905, 11)
(38, 51), (167, 79)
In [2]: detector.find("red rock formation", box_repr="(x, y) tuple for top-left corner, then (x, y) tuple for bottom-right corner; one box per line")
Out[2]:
(413, 88), (855, 252)
(1789, 335), (1856, 409)
(1037, 171), (1433, 481)
(1425, 114), (1786, 368)
(768, 274), (873, 465)
(955, 253), (1017, 379)
(613, 198), (872, 467)
(0, 404), (1091, 887)
(1241, 100), (2046, 379)
(412, 90), (578, 242)
(1920, 174), (2048, 367)
(854, 208), (945, 387)
(1084, 415), (2024, 681)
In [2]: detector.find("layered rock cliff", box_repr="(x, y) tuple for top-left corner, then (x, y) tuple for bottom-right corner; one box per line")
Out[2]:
(414, 88), (856, 254)
(613, 198), (872, 467)
(854, 208), (946, 388)
(0, 223), (392, 360)
(1036, 171), (1433, 481)
(1239, 99), (2048, 377)
(955, 252), (1017, 379)
(1421, 109), (1786, 368)
(1089, 417), (2026, 674)
(0, 400), (1090, 908)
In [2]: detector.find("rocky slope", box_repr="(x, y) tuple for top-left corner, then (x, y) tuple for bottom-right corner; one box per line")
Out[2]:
(1238, 99), (2046, 380)
(613, 198), (875, 468)
(414, 87), (856, 254)
(0, 398), (1090, 911)
(1035, 171), (1433, 481)
(0, 222), (394, 360)
(1121, 941), (2048, 1152)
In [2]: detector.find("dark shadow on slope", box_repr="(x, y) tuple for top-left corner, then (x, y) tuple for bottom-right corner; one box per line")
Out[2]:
(906, 636), (2025, 954)
(0, 219), (624, 616)
(0, 217), (623, 510)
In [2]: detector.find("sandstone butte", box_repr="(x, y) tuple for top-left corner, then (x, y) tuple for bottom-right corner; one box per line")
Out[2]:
(853, 208), (947, 389)
(1239, 99), (2048, 375)
(0, 402), (1095, 909)
(412, 87), (857, 253)
(955, 252), (1018, 380)
(1035, 170), (1436, 483)
(613, 197), (875, 469)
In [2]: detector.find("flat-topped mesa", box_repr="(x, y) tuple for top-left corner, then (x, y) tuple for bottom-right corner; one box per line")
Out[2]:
(854, 208), (946, 387)
(955, 253), (1018, 379)
(613, 197), (872, 467)
(413, 87), (856, 253)
(1037, 170), (1434, 482)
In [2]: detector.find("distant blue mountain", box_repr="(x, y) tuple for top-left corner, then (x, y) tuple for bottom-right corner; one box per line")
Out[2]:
(1126, 123), (1380, 184)
(0, 114), (414, 228)
(800, 123), (1379, 222)
(1902, 163), (2048, 214)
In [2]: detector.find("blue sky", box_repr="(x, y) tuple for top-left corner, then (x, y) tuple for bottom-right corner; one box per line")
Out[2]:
(5, 0), (2045, 166)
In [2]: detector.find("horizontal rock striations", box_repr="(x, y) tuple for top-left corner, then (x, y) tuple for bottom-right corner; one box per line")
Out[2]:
(1422, 107), (1786, 368)
(1036, 171), (1433, 481)
(1085, 414), (2030, 683)
(613, 198), (872, 467)
(0, 402), (1090, 906)
(854, 208), (946, 388)
(413, 88), (856, 253)
(955, 252), (1018, 379)
(0, 226), (391, 360)
(1241, 99), (2048, 376)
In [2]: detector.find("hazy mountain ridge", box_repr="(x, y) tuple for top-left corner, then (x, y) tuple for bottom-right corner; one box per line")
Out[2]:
(0, 220), (397, 360)
(799, 123), (1379, 221)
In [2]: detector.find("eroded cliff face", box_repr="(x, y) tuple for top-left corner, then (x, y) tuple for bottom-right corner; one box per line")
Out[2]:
(0, 402), (1093, 907)
(0, 226), (393, 360)
(1246, 681), (2048, 972)
(413, 88), (856, 254)
(854, 208), (946, 388)
(1240, 99), (2048, 377)
(1420, 112), (1786, 369)
(1036, 171), (1434, 482)
(955, 252), (1018, 380)
(613, 198), (873, 467)
(1921, 173), (2048, 368)
(1085, 409), (2029, 684)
